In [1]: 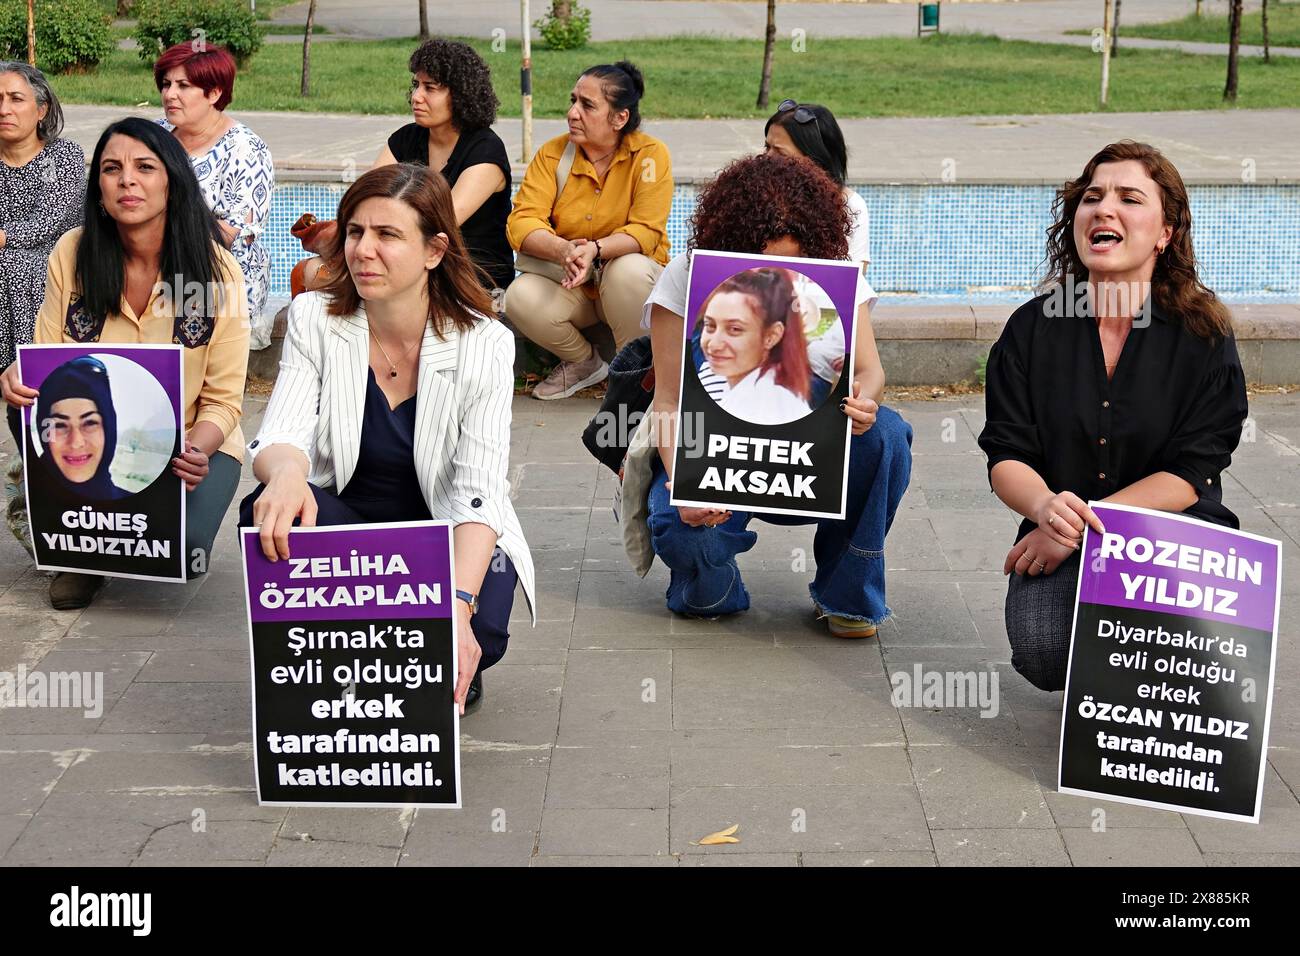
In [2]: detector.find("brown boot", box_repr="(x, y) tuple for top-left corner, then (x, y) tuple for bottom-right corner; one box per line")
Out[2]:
(49, 572), (105, 611)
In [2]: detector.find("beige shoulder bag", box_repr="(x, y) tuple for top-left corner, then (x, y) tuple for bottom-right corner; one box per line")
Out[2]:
(513, 140), (593, 286)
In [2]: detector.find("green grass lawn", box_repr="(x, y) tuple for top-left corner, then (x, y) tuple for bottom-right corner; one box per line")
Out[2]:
(48, 33), (1300, 118)
(1103, 2), (1300, 48)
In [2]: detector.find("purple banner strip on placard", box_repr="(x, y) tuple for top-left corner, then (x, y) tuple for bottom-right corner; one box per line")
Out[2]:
(243, 522), (453, 624)
(1080, 503), (1280, 634)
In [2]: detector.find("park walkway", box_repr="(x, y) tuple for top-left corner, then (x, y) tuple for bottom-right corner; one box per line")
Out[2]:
(0, 388), (1297, 865)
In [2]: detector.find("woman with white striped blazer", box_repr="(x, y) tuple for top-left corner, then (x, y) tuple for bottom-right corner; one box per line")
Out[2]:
(242, 164), (535, 716)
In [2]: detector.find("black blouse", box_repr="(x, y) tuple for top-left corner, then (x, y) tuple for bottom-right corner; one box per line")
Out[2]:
(978, 293), (1248, 542)
(387, 123), (514, 290)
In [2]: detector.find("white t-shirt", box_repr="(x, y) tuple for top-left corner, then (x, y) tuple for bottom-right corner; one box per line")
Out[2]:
(845, 187), (872, 269)
(716, 366), (812, 425)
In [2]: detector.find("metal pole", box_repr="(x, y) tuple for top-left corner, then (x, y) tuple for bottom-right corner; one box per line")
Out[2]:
(521, 0), (533, 162)
(1100, 0), (1113, 106)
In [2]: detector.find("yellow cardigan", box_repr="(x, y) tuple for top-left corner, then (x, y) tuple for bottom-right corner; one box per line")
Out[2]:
(507, 130), (673, 265)
(35, 228), (250, 462)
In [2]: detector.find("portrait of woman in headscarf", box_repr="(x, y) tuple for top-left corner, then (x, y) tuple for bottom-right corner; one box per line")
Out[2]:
(32, 355), (130, 502)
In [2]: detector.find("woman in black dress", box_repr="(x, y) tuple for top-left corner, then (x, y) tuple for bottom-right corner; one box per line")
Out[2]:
(979, 141), (1248, 692)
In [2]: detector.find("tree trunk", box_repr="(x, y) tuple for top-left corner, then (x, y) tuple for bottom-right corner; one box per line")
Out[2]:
(1262, 0), (1270, 63)
(1111, 0), (1121, 56)
(301, 0), (318, 97)
(756, 0), (776, 109)
(25, 0), (35, 67)
(1099, 0), (1113, 106)
(1224, 0), (1243, 101)
(419, 0), (429, 41)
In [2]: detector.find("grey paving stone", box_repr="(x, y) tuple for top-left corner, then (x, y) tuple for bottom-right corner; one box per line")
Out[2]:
(0, 815), (30, 857)
(51, 750), (255, 794)
(33, 790), (282, 827)
(0, 733), (208, 751)
(136, 649), (250, 683)
(1042, 790), (1190, 830)
(801, 851), (938, 866)
(881, 581), (983, 647)
(97, 682), (251, 736)
(268, 838), (399, 866)
(1060, 827), (1206, 867)
(459, 663), (562, 747)
(931, 827), (1071, 866)
(897, 702), (1028, 749)
(64, 606), (182, 640)
(134, 818), (280, 864)
(677, 852), (799, 866)
(571, 571), (680, 638)
(539, 807), (670, 856)
(544, 743), (669, 809)
(282, 807), (410, 847)
(1180, 767), (1300, 854)
(1, 811), (154, 866)
(932, 514), (1022, 571)
(556, 650), (672, 742)
(670, 739), (914, 789)
(674, 655), (898, 745)
(1200, 852), (1300, 866)
(530, 854), (677, 867)
(886, 517), (950, 571)
(399, 752), (547, 865)
(511, 571), (579, 625)
(0, 752), (67, 814)
(910, 746), (1054, 829)
(671, 783), (931, 854)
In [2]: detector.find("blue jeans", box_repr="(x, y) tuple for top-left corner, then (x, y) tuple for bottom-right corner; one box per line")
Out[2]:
(647, 406), (913, 622)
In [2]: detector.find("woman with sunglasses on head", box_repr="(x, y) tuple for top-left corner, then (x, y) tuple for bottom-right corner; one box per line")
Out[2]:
(979, 141), (1248, 692)
(763, 100), (873, 407)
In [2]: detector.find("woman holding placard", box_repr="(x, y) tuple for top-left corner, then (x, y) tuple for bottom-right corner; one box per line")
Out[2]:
(242, 163), (536, 716)
(979, 141), (1248, 691)
(629, 152), (912, 638)
(0, 117), (249, 609)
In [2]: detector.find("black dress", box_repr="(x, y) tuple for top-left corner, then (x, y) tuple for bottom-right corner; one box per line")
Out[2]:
(338, 368), (433, 523)
(387, 124), (514, 291)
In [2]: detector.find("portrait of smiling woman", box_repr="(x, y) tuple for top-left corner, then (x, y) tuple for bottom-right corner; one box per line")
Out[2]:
(34, 356), (129, 502)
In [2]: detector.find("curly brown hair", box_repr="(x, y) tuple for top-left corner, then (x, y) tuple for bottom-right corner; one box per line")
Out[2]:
(1043, 140), (1231, 340)
(689, 153), (850, 261)
(408, 38), (499, 132)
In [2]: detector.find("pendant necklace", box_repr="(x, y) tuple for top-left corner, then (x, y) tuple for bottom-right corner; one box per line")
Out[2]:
(369, 327), (420, 378)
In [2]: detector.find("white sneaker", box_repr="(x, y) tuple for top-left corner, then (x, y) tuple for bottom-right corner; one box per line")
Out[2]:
(532, 354), (609, 400)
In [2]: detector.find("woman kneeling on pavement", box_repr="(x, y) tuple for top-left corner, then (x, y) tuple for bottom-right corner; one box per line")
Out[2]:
(1, 117), (249, 609)
(979, 141), (1248, 691)
(503, 60), (672, 400)
(625, 152), (913, 637)
(241, 164), (536, 716)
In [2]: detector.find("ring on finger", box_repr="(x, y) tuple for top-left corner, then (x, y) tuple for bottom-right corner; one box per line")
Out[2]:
(1034, 559), (1046, 570)
(1048, 514), (1057, 527)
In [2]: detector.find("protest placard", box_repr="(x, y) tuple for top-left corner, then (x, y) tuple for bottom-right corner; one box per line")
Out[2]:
(669, 250), (860, 519)
(242, 521), (460, 808)
(19, 344), (185, 582)
(1059, 502), (1282, 822)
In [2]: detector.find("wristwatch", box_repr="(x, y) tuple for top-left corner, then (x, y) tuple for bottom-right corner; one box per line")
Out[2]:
(455, 589), (479, 615)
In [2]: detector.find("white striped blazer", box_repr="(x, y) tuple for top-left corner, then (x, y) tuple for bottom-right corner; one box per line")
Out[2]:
(248, 291), (536, 622)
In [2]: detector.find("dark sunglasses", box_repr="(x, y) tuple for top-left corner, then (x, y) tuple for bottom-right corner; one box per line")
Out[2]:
(778, 99), (817, 125)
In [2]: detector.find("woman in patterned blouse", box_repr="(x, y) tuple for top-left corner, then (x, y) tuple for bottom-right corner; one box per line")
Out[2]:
(154, 43), (275, 349)
(0, 62), (85, 551)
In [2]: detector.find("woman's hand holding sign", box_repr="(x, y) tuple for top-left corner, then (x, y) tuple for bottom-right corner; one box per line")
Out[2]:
(252, 452), (317, 562)
(666, 480), (732, 528)
(1004, 528), (1076, 577)
(1035, 490), (1105, 549)
(840, 380), (878, 436)
(1, 362), (37, 408)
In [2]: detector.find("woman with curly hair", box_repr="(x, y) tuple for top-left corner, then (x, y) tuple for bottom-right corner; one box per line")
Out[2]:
(979, 141), (1248, 691)
(504, 60), (672, 400)
(623, 152), (913, 638)
(295, 38), (512, 295)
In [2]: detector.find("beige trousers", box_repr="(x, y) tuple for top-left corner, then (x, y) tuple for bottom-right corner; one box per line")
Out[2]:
(503, 253), (663, 363)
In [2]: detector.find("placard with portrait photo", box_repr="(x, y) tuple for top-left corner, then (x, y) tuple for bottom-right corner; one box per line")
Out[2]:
(670, 250), (861, 519)
(19, 344), (186, 582)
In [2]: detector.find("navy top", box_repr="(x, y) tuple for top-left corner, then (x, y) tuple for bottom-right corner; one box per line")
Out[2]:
(339, 368), (432, 523)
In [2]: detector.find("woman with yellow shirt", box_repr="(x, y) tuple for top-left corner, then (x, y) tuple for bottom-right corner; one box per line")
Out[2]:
(1, 117), (248, 609)
(503, 60), (672, 400)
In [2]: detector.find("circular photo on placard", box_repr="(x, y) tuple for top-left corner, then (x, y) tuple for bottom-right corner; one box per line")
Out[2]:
(691, 267), (847, 425)
(29, 353), (177, 500)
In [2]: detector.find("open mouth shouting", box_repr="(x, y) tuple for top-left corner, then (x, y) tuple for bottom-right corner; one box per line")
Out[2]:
(1088, 227), (1123, 252)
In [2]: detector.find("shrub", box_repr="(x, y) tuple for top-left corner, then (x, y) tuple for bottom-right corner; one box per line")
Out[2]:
(534, 1), (591, 51)
(133, 0), (263, 66)
(0, 0), (114, 74)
